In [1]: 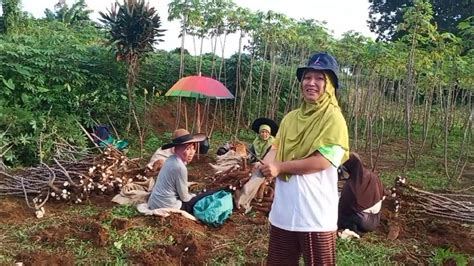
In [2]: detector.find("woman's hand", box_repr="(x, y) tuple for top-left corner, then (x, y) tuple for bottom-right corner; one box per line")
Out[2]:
(259, 162), (281, 179)
(252, 161), (262, 171)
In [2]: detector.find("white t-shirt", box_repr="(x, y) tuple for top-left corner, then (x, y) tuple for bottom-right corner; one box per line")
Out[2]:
(269, 166), (339, 232)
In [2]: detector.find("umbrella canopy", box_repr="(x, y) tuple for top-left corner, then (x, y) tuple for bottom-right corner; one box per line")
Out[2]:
(165, 75), (234, 99)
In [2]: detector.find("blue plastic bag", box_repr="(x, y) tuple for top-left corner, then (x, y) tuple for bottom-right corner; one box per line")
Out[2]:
(193, 190), (233, 227)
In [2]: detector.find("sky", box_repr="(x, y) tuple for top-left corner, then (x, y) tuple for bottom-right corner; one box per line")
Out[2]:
(18, 0), (377, 57)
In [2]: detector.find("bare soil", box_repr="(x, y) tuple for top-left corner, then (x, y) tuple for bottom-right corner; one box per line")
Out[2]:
(2, 153), (472, 265)
(1, 105), (473, 265)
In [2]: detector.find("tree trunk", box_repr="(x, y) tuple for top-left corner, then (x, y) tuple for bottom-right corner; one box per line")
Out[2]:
(256, 42), (269, 118)
(218, 34), (227, 80)
(403, 28), (417, 171)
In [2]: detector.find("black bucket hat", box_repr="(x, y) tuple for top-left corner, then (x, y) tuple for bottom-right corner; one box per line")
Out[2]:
(161, 129), (207, 150)
(251, 118), (279, 137)
(296, 52), (340, 89)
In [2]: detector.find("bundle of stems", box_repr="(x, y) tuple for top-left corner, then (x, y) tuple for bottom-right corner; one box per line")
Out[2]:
(0, 146), (150, 209)
(395, 176), (474, 223)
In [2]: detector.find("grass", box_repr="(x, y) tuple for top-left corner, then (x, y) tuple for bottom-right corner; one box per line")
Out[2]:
(107, 226), (158, 263)
(110, 204), (140, 219)
(430, 247), (472, 266)
(66, 204), (101, 217)
(337, 238), (398, 265)
(0, 215), (70, 264)
(110, 226), (156, 251)
(65, 238), (104, 264)
(209, 242), (248, 265)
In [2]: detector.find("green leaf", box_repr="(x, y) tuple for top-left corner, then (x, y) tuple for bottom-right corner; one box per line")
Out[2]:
(113, 240), (123, 250)
(18, 134), (31, 145)
(30, 120), (38, 131)
(4, 152), (16, 162)
(65, 83), (72, 92)
(36, 87), (49, 93)
(21, 93), (30, 104)
(2, 78), (15, 90)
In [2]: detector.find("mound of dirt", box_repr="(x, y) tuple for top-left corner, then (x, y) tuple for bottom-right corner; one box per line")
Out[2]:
(0, 197), (32, 223)
(32, 219), (109, 247)
(15, 250), (75, 266)
(129, 233), (211, 265)
(402, 218), (474, 255)
(111, 218), (132, 231)
(129, 213), (214, 265)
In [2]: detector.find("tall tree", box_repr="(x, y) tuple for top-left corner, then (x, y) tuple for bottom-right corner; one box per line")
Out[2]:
(99, 0), (165, 133)
(368, 0), (473, 41)
(0, 0), (23, 34)
(398, 0), (437, 169)
(168, 0), (201, 78)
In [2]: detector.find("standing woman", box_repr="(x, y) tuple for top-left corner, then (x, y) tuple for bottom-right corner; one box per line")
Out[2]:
(260, 52), (349, 265)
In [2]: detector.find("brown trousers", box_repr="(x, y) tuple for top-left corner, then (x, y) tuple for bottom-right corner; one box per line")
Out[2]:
(267, 225), (336, 266)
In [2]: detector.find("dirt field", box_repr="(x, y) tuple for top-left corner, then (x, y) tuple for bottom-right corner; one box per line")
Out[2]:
(1, 149), (473, 265)
(1, 102), (473, 264)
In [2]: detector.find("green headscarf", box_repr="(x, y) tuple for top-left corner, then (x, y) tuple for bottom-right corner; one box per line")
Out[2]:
(252, 126), (274, 159)
(274, 73), (349, 167)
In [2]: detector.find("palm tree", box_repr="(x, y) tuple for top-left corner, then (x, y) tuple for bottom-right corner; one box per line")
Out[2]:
(99, 0), (165, 132)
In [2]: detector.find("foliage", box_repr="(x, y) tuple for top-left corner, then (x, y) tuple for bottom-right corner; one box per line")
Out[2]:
(0, 0), (25, 33)
(0, 20), (128, 165)
(99, 0), (166, 138)
(457, 16), (474, 54)
(368, 0), (474, 41)
(99, 0), (166, 63)
(44, 0), (93, 26)
(430, 247), (470, 266)
(110, 205), (140, 219)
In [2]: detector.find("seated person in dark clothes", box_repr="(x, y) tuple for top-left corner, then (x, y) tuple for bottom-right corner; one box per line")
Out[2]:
(338, 153), (386, 235)
(248, 117), (278, 162)
(147, 129), (217, 214)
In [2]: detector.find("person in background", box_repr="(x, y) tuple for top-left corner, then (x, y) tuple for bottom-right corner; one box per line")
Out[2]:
(338, 153), (385, 236)
(259, 52), (349, 265)
(147, 129), (214, 214)
(249, 117), (278, 162)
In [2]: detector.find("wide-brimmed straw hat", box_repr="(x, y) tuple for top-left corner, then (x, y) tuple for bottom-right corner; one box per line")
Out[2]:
(296, 52), (340, 89)
(162, 129), (206, 150)
(251, 118), (278, 137)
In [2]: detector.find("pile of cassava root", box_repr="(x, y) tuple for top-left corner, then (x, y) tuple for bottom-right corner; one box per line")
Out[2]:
(207, 165), (275, 214)
(0, 146), (151, 208)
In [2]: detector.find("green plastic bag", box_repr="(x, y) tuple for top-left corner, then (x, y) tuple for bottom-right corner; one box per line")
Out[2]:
(193, 190), (233, 227)
(99, 136), (129, 151)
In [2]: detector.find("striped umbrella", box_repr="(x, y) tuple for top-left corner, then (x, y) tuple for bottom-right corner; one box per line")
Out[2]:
(165, 75), (234, 99)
